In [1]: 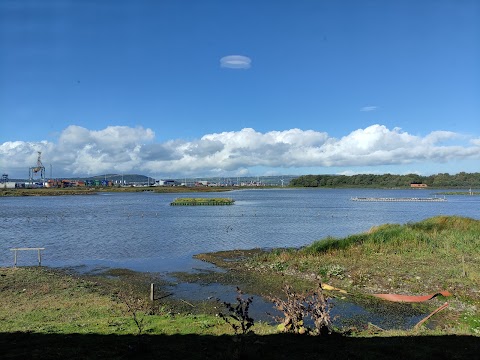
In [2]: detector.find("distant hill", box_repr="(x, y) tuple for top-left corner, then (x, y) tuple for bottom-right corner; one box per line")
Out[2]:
(170, 175), (297, 186)
(85, 174), (154, 183)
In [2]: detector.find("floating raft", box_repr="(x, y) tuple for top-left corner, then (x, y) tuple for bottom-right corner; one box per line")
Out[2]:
(351, 197), (447, 202)
(170, 198), (235, 206)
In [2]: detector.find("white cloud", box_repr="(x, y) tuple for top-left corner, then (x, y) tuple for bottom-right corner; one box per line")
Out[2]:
(360, 106), (377, 112)
(220, 55), (251, 69)
(1, 124), (479, 178)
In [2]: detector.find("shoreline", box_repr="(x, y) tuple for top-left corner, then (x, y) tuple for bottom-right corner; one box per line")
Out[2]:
(2, 185), (480, 197)
(1, 215), (479, 358)
(0, 186), (236, 197)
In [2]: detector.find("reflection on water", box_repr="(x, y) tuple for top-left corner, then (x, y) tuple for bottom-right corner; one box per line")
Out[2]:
(167, 281), (425, 330)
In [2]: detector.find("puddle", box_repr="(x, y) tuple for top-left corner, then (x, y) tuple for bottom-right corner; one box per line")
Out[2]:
(164, 272), (428, 330)
(62, 258), (431, 330)
(164, 281), (280, 322)
(330, 297), (425, 330)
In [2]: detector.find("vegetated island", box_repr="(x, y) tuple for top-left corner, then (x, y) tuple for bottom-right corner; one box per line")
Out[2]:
(170, 197), (235, 206)
(1, 215), (479, 359)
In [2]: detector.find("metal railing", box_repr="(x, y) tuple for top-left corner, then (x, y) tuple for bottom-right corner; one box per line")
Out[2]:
(10, 248), (45, 267)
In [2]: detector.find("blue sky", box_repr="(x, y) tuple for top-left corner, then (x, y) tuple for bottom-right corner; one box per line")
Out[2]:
(1, 0), (479, 179)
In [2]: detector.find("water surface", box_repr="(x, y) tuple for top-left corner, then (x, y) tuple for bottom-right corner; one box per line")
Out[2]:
(1, 188), (478, 271)
(3, 188), (477, 328)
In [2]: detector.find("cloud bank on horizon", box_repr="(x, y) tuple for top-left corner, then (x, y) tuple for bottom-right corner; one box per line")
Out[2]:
(1, 124), (479, 178)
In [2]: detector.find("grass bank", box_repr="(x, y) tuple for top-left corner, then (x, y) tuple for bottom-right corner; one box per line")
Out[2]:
(0, 186), (235, 197)
(242, 216), (480, 334)
(0, 267), (247, 336)
(0, 188), (97, 196)
(2, 266), (479, 359)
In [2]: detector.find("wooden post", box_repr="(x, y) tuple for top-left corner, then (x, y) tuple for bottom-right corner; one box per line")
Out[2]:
(150, 283), (154, 301)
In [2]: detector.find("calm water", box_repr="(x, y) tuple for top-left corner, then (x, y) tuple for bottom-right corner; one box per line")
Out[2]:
(2, 188), (479, 328)
(1, 188), (479, 271)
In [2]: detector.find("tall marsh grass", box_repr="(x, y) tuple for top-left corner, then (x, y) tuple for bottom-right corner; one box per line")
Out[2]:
(301, 216), (480, 257)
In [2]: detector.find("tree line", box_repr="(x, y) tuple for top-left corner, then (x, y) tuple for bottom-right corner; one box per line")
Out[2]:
(289, 172), (480, 188)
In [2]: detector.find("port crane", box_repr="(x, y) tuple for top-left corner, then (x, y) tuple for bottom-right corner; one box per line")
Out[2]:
(29, 151), (46, 185)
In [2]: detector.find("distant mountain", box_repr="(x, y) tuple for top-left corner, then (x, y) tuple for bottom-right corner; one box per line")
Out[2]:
(81, 174), (296, 186)
(171, 175), (297, 186)
(85, 174), (155, 183)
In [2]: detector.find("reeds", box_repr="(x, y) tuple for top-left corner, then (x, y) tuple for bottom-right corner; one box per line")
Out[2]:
(301, 216), (479, 257)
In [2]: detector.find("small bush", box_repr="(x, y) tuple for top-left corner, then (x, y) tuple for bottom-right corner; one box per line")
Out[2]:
(318, 264), (346, 279)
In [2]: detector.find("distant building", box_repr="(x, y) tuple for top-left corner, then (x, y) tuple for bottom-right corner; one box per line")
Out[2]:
(155, 179), (177, 186)
(195, 181), (209, 186)
(2, 182), (16, 189)
(410, 183), (428, 188)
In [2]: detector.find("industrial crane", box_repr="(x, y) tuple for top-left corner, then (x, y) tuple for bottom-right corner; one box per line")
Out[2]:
(29, 151), (46, 185)
(32, 152), (44, 173)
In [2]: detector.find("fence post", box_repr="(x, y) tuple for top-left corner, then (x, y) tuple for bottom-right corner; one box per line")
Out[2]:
(150, 283), (154, 301)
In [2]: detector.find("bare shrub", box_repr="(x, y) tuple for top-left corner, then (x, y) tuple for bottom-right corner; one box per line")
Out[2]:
(307, 282), (333, 335)
(218, 287), (254, 335)
(267, 284), (308, 334)
(114, 288), (148, 335)
(268, 281), (334, 335)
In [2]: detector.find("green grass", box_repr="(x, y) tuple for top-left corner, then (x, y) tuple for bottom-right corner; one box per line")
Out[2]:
(248, 216), (480, 334)
(0, 264), (478, 359)
(0, 186), (235, 197)
(302, 216), (479, 257)
(0, 188), (97, 196)
(0, 267), (274, 336)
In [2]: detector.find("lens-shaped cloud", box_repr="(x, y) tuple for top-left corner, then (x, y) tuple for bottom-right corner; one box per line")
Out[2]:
(360, 106), (377, 112)
(220, 55), (251, 69)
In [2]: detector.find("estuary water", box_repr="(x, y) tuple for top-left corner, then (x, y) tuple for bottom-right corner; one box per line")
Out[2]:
(1, 188), (479, 271)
